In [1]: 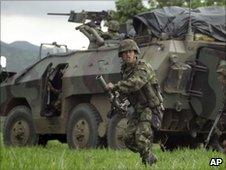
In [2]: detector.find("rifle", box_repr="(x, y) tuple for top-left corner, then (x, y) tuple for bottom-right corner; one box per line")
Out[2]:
(96, 75), (129, 117)
(47, 10), (108, 26)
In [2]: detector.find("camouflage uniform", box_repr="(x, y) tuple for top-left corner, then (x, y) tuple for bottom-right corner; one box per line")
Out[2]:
(78, 24), (104, 49)
(45, 67), (64, 117)
(102, 20), (121, 40)
(112, 39), (161, 165)
(215, 60), (226, 152)
(217, 60), (226, 110)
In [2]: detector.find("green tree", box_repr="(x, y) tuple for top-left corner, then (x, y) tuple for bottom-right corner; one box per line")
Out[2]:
(204, 0), (226, 6)
(148, 0), (185, 8)
(148, 0), (225, 8)
(114, 0), (147, 23)
(113, 0), (225, 24)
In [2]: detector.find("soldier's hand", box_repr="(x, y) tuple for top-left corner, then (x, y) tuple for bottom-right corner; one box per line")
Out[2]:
(75, 25), (84, 30)
(106, 82), (114, 90)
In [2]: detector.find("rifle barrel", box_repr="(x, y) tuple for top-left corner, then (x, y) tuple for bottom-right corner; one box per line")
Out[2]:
(47, 13), (70, 16)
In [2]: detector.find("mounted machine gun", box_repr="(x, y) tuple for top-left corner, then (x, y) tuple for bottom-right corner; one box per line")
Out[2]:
(47, 10), (110, 49)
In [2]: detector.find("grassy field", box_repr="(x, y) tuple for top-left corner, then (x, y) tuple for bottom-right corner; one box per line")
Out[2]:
(0, 132), (225, 170)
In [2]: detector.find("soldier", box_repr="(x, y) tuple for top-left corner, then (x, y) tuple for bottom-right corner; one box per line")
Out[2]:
(45, 67), (65, 117)
(106, 39), (163, 166)
(102, 20), (121, 40)
(77, 24), (104, 49)
(217, 60), (226, 106)
(217, 60), (226, 152)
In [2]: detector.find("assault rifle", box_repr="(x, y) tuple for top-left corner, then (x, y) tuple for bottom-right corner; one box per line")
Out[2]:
(96, 75), (129, 117)
(96, 75), (164, 129)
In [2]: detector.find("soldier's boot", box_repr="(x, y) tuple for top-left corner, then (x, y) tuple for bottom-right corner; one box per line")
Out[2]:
(142, 152), (157, 166)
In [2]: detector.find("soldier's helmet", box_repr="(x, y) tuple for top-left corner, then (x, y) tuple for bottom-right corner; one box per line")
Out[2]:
(217, 60), (226, 76)
(108, 20), (120, 32)
(118, 39), (140, 57)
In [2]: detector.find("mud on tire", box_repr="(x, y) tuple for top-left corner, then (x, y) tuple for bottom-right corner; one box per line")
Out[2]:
(3, 105), (38, 146)
(67, 103), (101, 149)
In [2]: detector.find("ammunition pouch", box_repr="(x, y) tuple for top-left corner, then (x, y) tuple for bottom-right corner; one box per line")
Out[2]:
(127, 90), (148, 106)
(142, 83), (161, 108)
(127, 82), (162, 108)
(127, 82), (163, 130)
(124, 80), (164, 130)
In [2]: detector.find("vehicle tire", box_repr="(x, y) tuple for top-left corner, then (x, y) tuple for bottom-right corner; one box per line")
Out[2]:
(67, 103), (101, 149)
(107, 114), (128, 149)
(3, 105), (38, 146)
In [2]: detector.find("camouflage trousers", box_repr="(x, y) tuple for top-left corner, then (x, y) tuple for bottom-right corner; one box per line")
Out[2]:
(124, 107), (154, 160)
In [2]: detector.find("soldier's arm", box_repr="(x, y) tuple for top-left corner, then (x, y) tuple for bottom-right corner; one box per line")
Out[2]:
(79, 25), (95, 41)
(101, 32), (112, 40)
(113, 66), (154, 93)
(88, 27), (104, 46)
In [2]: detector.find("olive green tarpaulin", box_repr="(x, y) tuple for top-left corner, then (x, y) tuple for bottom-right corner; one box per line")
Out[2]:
(133, 6), (226, 42)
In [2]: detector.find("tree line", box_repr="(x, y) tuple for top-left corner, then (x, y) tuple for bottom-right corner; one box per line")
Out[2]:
(113, 0), (226, 23)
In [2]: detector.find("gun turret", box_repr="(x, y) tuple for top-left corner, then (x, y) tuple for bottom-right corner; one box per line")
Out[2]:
(47, 10), (108, 26)
(48, 10), (109, 49)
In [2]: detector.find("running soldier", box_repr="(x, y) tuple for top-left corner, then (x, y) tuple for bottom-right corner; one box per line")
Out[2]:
(106, 39), (163, 166)
(217, 60), (226, 153)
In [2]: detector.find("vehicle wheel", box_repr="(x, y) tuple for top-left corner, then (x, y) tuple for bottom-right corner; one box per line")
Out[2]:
(107, 114), (128, 149)
(67, 103), (101, 149)
(3, 105), (38, 146)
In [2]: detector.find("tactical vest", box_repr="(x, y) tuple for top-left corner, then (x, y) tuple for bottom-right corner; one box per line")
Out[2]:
(122, 61), (161, 108)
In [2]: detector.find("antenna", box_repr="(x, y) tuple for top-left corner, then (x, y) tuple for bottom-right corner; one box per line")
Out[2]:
(186, 0), (194, 41)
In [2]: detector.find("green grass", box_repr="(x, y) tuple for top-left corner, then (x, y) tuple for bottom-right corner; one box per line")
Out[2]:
(0, 137), (225, 170)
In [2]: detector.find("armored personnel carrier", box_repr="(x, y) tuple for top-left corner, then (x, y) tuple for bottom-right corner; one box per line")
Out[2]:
(1, 6), (225, 150)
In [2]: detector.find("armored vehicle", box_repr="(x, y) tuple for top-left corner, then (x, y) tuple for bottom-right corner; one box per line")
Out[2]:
(1, 7), (225, 150)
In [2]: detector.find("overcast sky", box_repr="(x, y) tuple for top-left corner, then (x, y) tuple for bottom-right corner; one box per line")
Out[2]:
(1, 1), (117, 49)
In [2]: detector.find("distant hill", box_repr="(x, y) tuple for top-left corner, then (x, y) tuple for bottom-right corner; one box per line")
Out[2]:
(10, 41), (39, 52)
(0, 41), (39, 72)
(1, 41), (72, 73)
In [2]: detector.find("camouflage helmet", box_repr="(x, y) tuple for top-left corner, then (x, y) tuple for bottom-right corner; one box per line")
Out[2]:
(118, 39), (140, 57)
(217, 60), (226, 76)
(108, 20), (120, 32)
